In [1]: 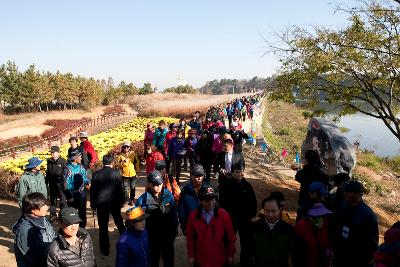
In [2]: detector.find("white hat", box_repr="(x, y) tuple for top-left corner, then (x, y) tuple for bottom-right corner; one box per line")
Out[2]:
(122, 140), (131, 147)
(79, 131), (89, 138)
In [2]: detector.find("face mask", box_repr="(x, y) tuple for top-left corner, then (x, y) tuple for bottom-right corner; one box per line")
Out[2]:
(181, 122), (185, 126)
(147, 149), (152, 153)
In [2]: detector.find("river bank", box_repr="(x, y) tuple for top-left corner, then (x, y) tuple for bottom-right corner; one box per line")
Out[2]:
(262, 100), (400, 223)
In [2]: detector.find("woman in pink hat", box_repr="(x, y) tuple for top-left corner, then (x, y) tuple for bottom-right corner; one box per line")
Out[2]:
(294, 182), (334, 267)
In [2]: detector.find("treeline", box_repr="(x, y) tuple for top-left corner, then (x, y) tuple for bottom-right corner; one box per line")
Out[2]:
(164, 84), (197, 94)
(199, 76), (269, 94)
(0, 61), (154, 114)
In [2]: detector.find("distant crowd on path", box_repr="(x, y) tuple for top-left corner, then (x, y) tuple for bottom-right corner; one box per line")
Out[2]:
(11, 93), (400, 267)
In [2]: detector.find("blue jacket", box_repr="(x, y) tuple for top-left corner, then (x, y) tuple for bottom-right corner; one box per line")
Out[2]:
(178, 182), (210, 232)
(63, 162), (89, 200)
(152, 127), (168, 149)
(136, 189), (179, 238)
(116, 229), (150, 267)
(226, 106), (234, 116)
(13, 215), (56, 267)
(168, 137), (185, 159)
(188, 120), (201, 132)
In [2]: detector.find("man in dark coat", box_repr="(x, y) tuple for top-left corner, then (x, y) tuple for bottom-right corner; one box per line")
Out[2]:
(219, 163), (257, 266)
(334, 180), (378, 267)
(90, 154), (126, 256)
(136, 171), (179, 267)
(46, 145), (67, 220)
(215, 137), (245, 201)
(178, 164), (211, 235)
(195, 130), (213, 183)
(47, 207), (96, 267)
(228, 122), (248, 153)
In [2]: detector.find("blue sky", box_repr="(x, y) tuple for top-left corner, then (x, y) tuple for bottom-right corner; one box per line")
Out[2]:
(1, 0), (348, 89)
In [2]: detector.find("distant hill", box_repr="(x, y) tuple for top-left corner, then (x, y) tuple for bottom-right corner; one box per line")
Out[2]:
(199, 76), (270, 94)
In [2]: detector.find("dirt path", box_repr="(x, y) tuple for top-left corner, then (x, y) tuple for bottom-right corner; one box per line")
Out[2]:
(0, 102), (290, 267)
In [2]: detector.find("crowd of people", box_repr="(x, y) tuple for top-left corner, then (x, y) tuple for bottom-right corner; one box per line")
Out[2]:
(11, 93), (400, 267)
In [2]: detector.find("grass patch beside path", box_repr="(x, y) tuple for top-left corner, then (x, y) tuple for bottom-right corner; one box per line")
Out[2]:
(262, 100), (308, 163)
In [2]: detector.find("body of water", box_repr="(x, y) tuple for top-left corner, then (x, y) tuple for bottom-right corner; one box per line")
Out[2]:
(335, 114), (400, 158)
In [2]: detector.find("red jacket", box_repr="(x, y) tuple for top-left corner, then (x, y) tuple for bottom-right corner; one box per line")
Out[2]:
(146, 151), (164, 174)
(82, 140), (98, 168)
(294, 218), (333, 267)
(186, 207), (236, 267)
(164, 131), (176, 156)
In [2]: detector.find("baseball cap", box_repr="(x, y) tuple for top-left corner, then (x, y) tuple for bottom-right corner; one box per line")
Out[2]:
(122, 140), (131, 147)
(50, 146), (60, 153)
(79, 131), (89, 138)
(147, 170), (163, 186)
(309, 182), (328, 196)
(60, 207), (82, 226)
(343, 180), (364, 193)
(126, 206), (150, 222)
(198, 185), (217, 200)
(155, 160), (166, 171)
(191, 164), (205, 177)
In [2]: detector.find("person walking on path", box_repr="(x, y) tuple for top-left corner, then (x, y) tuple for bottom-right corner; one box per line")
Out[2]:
(334, 180), (379, 267)
(136, 171), (179, 267)
(295, 150), (329, 219)
(152, 120), (168, 157)
(144, 122), (155, 159)
(115, 140), (141, 205)
(215, 137), (245, 201)
(13, 192), (56, 267)
(164, 123), (178, 174)
(186, 185), (236, 267)
(195, 130), (213, 183)
(294, 202), (334, 267)
(219, 163), (257, 266)
(178, 164), (210, 235)
(145, 144), (165, 175)
(228, 122), (248, 153)
(252, 196), (295, 267)
(168, 129), (185, 184)
(16, 157), (47, 208)
(184, 128), (198, 170)
(47, 207), (96, 267)
(116, 206), (151, 267)
(91, 154), (126, 256)
(68, 135), (89, 169)
(155, 160), (181, 203)
(63, 150), (90, 228)
(79, 131), (99, 170)
(46, 145), (68, 220)
(188, 113), (202, 132)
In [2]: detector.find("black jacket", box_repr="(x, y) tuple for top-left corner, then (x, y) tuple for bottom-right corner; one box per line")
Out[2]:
(195, 136), (213, 163)
(47, 228), (96, 267)
(219, 177), (257, 230)
(228, 129), (249, 153)
(295, 164), (329, 206)
(46, 157), (67, 185)
(90, 166), (124, 209)
(334, 201), (378, 267)
(215, 151), (245, 174)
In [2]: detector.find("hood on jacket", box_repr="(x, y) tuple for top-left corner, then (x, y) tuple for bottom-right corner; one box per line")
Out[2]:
(12, 214), (47, 234)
